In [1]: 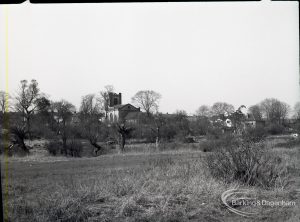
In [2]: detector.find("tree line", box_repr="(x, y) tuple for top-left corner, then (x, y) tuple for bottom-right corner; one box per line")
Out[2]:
(0, 79), (299, 156)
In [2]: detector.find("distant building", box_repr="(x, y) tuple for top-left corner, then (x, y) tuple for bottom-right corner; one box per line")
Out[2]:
(243, 113), (256, 128)
(108, 92), (122, 107)
(107, 92), (140, 122)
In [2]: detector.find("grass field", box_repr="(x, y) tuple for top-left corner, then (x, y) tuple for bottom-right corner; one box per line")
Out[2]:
(1, 137), (300, 222)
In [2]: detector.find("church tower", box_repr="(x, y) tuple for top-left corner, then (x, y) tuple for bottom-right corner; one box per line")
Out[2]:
(108, 92), (122, 107)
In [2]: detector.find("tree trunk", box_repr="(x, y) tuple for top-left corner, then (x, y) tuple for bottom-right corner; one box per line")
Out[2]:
(62, 136), (67, 155)
(90, 140), (102, 155)
(120, 134), (125, 153)
(14, 137), (29, 154)
(26, 116), (31, 140)
(146, 111), (151, 117)
(20, 139), (30, 154)
(61, 121), (68, 155)
(155, 127), (160, 150)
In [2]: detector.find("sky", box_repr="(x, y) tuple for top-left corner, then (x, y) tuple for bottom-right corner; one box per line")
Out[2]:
(0, 1), (299, 115)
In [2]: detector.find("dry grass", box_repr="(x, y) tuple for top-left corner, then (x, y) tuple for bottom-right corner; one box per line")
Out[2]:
(1, 137), (300, 221)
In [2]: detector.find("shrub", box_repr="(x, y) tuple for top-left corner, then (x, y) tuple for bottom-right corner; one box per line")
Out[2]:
(45, 140), (62, 156)
(207, 127), (223, 139)
(190, 117), (211, 136)
(267, 123), (285, 135)
(292, 122), (300, 133)
(183, 135), (196, 143)
(131, 125), (156, 143)
(160, 124), (177, 141)
(31, 126), (57, 140)
(205, 141), (290, 188)
(242, 125), (267, 143)
(201, 134), (239, 152)
(67, 139), (83, 157)
(201, 140), (218, 152)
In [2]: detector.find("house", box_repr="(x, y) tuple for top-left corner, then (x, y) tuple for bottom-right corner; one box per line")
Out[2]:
(208, 110), (258, 134)
(243, 113), (256, 128)
(108, 103), (141, 122)
(107, 92), (140, 122)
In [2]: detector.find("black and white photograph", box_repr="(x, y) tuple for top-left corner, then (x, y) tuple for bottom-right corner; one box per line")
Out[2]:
(0, 1), (299, 221)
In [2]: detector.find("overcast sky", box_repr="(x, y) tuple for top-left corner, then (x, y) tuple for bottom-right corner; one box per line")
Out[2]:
(0, 1), (299, 115)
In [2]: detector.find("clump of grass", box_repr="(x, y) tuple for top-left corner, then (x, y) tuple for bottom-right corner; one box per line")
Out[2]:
(43, 197), (91, 222)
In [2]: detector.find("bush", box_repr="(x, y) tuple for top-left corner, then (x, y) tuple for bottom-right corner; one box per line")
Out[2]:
(205, 141), (290, 188)
(201, 134), (239, 152)
(267, 123), (285, 135)
(132, 126), (156, 143)
(45, 140), (62, 156)
(67, 139), (83, 157)
(46, 139), (83, 157)
(160, 124), (177, 141)
(183, 135), (196, 143)
(292, 122), (300, 133)
(207, 127), (223, 139)
(243, 125), (267, 143)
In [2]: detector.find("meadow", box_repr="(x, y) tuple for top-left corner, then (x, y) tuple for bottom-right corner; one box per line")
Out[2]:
(1, 137), (300, 222)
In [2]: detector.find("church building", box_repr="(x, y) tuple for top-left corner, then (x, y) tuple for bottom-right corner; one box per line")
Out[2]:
(107, 92), (140, 122)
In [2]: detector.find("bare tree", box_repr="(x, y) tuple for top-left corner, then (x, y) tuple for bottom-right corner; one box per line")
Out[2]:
(260, 98), (290, 124)
(81, 118), (106, 155)
(294, 102), (300, 120)
(174, 110), (190, 138)
(248, 104), (263, 120)
(79, 94), (102, 117)
(115, 122), (134, 153)
(79, 94), (105, 154)
(131, 90), (161, 116)
(196, 105), (211, 117)
(211, 102), (235, 116)
(14, 80), (50, 138)
(52, 100), (76, 155)
(10, 125), (29, 153)
(152, 113), (166, 149)
(0, 91), (11, 114)
(99, 85), (114, 119)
